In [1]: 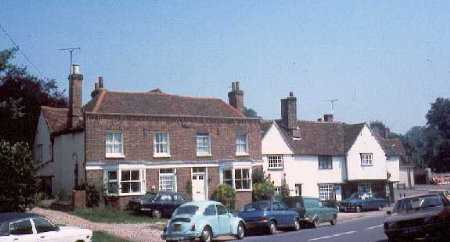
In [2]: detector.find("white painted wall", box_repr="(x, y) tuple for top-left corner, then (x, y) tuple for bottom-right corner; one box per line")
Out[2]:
(261, 123), (293, 155)
(346, 126), (387, 181)
(34, 113), (53, 176)
(399, 166), (415, 188)
(53, 132), (85, 198)
(386, 156), (400, 182)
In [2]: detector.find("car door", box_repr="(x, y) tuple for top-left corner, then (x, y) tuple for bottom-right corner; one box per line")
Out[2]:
(271, 202), (287, 226)
(7, 219), (36, 242)
(216, 205), (231, 235)
(203, 205), (219, 235)
(33, 217), (61, 242)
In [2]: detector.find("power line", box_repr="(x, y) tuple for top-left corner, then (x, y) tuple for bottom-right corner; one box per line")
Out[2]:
(0, 23), (44, 78)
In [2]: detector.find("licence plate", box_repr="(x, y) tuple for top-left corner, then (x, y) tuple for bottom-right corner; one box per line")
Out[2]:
(173, 224), (181, 231)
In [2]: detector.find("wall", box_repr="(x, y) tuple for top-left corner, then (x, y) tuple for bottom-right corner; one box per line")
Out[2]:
(399, 166), (415, 188)
(53, 131), (84, 198)
(346, 126), (387, 181)
(261, 123), (293, 155)
(386, 156), (400, 182)
(34, 113), (53, 176)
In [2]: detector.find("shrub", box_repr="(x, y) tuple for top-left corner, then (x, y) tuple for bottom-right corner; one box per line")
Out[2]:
(252, 168), (265, 184)
(252, 180), (276, 201)
(86, 184), (100, 207)
(0, 141), (37, 212)
(211, 184), (236, 210)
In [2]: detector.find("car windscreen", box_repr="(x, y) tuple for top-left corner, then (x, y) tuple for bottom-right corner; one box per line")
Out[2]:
(173, 205), (198, 216)
(243, 201), (270, 211)
(394, 195), (443, 212)
(144, 192), (157, 200)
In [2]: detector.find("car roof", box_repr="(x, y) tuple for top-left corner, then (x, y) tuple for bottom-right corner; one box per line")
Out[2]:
(0, 213), (40, 224)
(179, 200), (221, 208)
(398, 193), (440, 201)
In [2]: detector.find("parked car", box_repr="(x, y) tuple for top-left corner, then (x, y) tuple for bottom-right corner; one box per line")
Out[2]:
(238, 200), (301, 234)
(0, 213), (92, 242)
(161, 201), (245, 242)
(428, 189), (450, 200)
(301, 197), (338, 228)
(339, 192), (387, 212)
(384, 193), (450, 242)
(128, 191), (188, 218)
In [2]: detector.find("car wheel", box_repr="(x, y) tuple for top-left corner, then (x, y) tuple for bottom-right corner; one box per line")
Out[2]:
(330, 215), (337, 226)
(312, 218), (320, 228)
(152, 209), (162, 219)
(355, 206), (362, 213)
(200, 226), (212, 242)
(293, 219), (301, 231)
(267, 221), (277, 234)
(236, 222), (245, 239)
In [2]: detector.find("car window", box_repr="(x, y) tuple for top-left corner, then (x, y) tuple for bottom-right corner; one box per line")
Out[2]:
(272, 202), (283, 210)
(216, 205), (228, 215)
(173, 205), (198, 216)
(158, 194), (172, 201)
(304, 199), (318, 208)
(243, 201), (270, 211)
(174, 194), (184, 201)
(9, 219), (33, 235)
(204, 205), (217, 216)
(33, 218), (58, 233)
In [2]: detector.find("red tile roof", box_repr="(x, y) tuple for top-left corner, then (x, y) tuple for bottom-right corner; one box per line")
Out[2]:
(40, 106), (69, 134)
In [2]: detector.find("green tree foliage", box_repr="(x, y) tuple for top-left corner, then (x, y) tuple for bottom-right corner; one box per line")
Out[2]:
(424, 98), (450, 172)
(0, 140), (37, 212)
(0, 48), (66, 145)
(278, 175), (290, 200)
(252, 180), (276, 201)
(243, 107), (258, 118)
(211, 184), (236, 210)
(402, 126), (428, 168)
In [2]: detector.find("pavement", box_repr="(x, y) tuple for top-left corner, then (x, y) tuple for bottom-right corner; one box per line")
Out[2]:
(231, 211), (389, 242)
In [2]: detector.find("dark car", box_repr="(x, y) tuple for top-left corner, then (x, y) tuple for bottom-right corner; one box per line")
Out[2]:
(128, 191), (188, 218)
(339, 192), (387, 213)
(283, 196), (338, 228)
(238, 200), (301, 234)
(384, 193), (450, 242)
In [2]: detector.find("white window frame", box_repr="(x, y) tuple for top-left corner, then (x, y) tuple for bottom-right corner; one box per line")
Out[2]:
(104, 166), (146, 196)
(105, 131), (124, 158)
(358, 183), (372, 194)
(153, 132), (170, 157)
(360, 153), (373, 166)
(267, 155), (283, 170)
(318, 184), (335, 201)
(120, 170), (142, 194)
(221, 167), (252, 191)
(196, 134), (211, 157)
(235, 134), (249, 156)
(318, 155), (333, 170)
(159, 168), (177, 192)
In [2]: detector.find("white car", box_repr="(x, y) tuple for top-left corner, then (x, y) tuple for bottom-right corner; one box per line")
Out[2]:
(0, 213), (92, 242)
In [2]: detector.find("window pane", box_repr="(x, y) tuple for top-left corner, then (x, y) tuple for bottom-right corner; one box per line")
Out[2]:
(108, 182), (118, 194)
(235, 169), (242, 179)
(122, 170), (130, 181)
(121, 182), (130, 193)
(131, 182), (140, 193)
(108, 171), (117, 180)
(10, 220), (33, 235)
(131, 170), (140, 180)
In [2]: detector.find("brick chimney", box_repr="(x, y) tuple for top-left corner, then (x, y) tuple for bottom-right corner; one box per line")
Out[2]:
(91, 76), (105, 98)
(228, 81), (244, 112)
(281, 92), (297, 130)
(68, 64), (83, 128)
(323, 114), (334, 122)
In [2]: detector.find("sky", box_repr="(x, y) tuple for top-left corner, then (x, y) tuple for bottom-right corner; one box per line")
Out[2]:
(1, 0), (450, 133)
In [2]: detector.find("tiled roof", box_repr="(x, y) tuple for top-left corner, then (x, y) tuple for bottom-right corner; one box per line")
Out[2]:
(264, 120), (366, 156)
(84, 90), (246, 118)
(378, 137), (406, 156)
(40, 106), (69, 134)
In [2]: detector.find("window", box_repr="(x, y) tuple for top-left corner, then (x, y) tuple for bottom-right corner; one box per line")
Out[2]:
(360, 153), (373, 166)
(358, 183), (372, 194)
(9, 219), (33, 235)
(36, 144), (43, 162)
(236, 134), (248, 155)
(216, 205), (228, 215)
(106, 170), (118, 194)
(121, 170), (141, 194)
(33, 218), (58, 233)
(159, 169), (177, 192)
(318, 184), (335, 201)
(204, 205), (216, 216)
(196, 134), (211, 156)
(223, 169), (233, 187)
(318, 155), (333, 169)
(235, 168), (251, 190)
(268, 155), (283, 170)
(295, 184), (302, 196)
(106, 131), (123, 157)
(154, 132), (170, 157)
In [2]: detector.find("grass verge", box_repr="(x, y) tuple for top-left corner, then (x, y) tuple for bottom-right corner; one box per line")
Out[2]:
(72, 208), (166, 224)
(92, 231), (133, 242)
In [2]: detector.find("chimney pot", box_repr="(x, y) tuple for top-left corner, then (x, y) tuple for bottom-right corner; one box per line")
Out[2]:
(323, 114), (334, 122)
(289, 91), (294, 97)
(98, 76), (104, 88)
(235, 81), (240, 90)
(71, 64), (80, 75)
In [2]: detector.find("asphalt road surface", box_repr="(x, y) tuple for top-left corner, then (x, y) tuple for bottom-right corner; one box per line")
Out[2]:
(233, 213), (388, 242)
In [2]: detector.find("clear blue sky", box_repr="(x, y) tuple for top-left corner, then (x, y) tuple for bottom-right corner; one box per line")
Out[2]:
(2, 1), (450, 133)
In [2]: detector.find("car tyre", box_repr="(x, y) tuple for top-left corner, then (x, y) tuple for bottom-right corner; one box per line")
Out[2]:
(355, 206), (362, 213)
(152, 209), (162, 219)
(236, 222), (245, 239)
(267, 221), (277, 234)
(330, 215), (337, 226)
(293, 219), (301, 231)
(313, 218), (320, 228)
(200, 226), (212, 242)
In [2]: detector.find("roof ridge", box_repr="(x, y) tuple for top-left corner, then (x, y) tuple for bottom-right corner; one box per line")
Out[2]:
(106, 90), (222, 100)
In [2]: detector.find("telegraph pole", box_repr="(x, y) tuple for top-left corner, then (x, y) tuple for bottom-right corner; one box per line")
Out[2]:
(58, 47), (80, 73)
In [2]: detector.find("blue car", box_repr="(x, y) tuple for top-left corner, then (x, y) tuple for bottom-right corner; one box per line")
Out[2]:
(339, 192), (387, 213)
(161, 201), (245, 242)
(238, 200), (301, 234)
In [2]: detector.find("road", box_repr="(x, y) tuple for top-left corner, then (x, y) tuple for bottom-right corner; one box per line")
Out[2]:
(232, 212), (388, 242)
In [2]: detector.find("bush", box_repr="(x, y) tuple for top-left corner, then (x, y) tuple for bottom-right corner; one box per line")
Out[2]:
(211, 184), (236, 210)
(252, 168), (265, 184)
(252, 180), (276, 201)
(0, 141), (37, 212)
(86, 184), (100, 207)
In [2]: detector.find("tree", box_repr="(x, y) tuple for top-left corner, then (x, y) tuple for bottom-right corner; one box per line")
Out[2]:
(211, 184), (236, 210)
(402, 126), (427, 168)
(0, 140), (37, 212)
(424, 98), (450, 172)
(243, 107), (258, 118)
(369, 121), (401, 139)
(252, 180), (276, 201)
(0, 48), (66, 145)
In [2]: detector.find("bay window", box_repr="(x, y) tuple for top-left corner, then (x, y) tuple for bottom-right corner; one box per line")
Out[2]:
(221, 167), (252, 191)
(104, 167), (145, 195)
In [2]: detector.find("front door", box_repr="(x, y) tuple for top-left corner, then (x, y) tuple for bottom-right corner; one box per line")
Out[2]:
(192, 168), (207, 201)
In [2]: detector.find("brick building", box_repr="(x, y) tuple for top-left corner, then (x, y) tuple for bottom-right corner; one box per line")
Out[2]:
(34, 65), (262, 209)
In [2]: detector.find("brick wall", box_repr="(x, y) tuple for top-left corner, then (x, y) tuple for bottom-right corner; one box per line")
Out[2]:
(146, 169), (159, 192)
(176, 167), (191, 197)
(207, 167), (220, 199)
(85, 114), (261, 162)
(235, 191), (252, 210)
